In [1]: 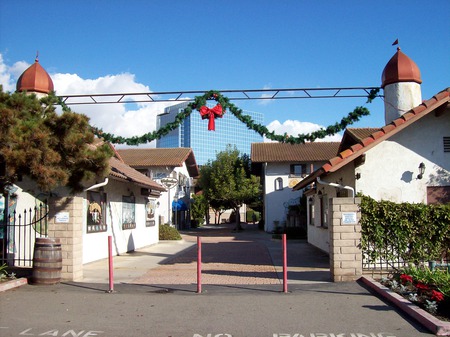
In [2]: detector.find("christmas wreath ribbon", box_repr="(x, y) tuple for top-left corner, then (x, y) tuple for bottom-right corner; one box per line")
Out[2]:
(199, 103), (224, 131)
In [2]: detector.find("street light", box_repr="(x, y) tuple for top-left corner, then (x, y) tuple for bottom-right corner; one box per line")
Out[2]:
(160, 177), (178, 225)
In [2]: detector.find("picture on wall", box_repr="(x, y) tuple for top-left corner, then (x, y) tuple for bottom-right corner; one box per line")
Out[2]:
(87, 191), (107, 233)
(146, 199), (156, 227)
(122, 195), (136, 230)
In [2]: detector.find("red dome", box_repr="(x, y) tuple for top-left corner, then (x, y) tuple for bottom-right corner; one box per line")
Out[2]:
(381, 48), (422, 88)
(16, 58), (54, 94)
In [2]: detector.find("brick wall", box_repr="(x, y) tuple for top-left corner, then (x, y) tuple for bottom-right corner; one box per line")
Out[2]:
(329, 197), (362, 282)
(47, 196), (84, 281)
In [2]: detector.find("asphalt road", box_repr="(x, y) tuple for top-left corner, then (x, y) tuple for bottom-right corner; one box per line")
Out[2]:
(0, 281), (434, 337)
(0, 224), (440, 337)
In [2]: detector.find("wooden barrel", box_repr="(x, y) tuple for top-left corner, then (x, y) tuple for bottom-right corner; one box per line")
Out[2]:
(31, 238), (62, 285)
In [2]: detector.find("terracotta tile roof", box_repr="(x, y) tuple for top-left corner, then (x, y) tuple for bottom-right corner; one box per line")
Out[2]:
(109, 157), (166, 191)
(338, 128), (380, 153)
(293, 87), (450, 190)
(251, 142), (341, 163)
(88, 140), (165, 191)
(116, 148), (199, 177)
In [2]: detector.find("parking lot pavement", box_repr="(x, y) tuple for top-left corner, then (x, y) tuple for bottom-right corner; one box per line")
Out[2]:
(2, 223), (445, 336)
(82, 223), (331, 287)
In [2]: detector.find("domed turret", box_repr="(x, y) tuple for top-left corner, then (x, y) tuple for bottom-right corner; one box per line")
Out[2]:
(381, 47), (422, 124)
(381, 48), (422, 88)
(16, 56), (54, 96)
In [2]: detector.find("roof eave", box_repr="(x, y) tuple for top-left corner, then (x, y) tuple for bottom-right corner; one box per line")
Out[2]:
(293, 168), (326, 191)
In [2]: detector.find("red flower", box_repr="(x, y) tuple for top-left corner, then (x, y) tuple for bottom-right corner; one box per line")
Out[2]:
(415, 282), (430, 291)
(431, 290), (444, 302)
(400, 274), (413, 284)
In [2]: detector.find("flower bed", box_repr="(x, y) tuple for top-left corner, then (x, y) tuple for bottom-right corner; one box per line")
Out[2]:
(380, 267), (450, 322)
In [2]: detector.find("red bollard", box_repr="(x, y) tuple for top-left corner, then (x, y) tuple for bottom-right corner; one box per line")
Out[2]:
(197, 236), (202, 293)
(283, 233), (288, 293)
(108, 235), (114, 293)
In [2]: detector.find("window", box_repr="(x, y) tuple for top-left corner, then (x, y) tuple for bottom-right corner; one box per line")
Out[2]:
(320, 193), (328, 228)
(274, 177), (283, 191)
(444, 137), (450, 153)
(308, 197), (315, 226)
(122, 195), (136, 230)
(427, 186), (450, 204)
(290, 164), (307, 177)
(87, 191), (107, 233)
(153, 172), (168, 179)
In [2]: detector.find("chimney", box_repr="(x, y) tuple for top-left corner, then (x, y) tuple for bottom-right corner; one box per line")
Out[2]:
(381, 48), (422, 124)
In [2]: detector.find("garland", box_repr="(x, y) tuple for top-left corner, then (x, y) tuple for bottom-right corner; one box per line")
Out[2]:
(60, 89), (380, 145)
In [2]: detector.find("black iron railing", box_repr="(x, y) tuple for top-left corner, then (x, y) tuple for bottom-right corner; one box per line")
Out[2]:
(0, 202), (48, 267)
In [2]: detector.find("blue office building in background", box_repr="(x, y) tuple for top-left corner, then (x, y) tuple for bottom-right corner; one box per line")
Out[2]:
(156, 102), (264, 165)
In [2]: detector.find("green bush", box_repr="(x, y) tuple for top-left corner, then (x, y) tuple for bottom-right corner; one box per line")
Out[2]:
(246, 210), (260, 223)
(159, 224), (182, 240)
(360, 195), (450, 264)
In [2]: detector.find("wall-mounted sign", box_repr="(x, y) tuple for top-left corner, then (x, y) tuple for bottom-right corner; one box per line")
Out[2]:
(122, 195), (136, 230)
(342, 212), (357, 225)
(87, 191), (107, 233)
(288, 178), (300, 188)
(55, 212), (70, 223)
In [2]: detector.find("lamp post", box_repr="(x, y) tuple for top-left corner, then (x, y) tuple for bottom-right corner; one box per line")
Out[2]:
(160, 177), (178, 225)
(173, 194), (179, 229)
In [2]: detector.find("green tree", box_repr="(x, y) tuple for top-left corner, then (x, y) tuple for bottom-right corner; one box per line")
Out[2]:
(190, 193), (208, 227)
(199, 145), (261, 230)
(0, 86), (112, 195)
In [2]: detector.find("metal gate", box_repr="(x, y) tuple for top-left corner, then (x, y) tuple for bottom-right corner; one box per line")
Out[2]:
(0, 201), (48, 267)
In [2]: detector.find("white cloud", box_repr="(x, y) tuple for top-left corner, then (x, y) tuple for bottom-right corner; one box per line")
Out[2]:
(0, 54), (28, 92)
(265, 119), (342, 142)
(0, 54), (342, 148)
(258, 84), (275, 106)
(53, 72), (176, 148)
(0, 54), (177, 148)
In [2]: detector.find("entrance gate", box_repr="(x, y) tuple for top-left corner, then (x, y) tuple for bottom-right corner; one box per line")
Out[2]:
(0, 200), (48, 267)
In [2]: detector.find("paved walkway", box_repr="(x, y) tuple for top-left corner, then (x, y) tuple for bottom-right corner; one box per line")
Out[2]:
(82, 222), (331, 287)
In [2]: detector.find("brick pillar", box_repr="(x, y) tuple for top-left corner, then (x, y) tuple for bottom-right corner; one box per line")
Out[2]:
(47, 196), (84, 281)
(329, 197), (362, 282)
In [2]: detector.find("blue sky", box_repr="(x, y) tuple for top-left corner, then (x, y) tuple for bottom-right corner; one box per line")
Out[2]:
(1, 0), (449, 147)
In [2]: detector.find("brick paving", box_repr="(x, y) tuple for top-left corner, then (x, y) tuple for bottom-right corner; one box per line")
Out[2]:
(132, 223), (281, 285)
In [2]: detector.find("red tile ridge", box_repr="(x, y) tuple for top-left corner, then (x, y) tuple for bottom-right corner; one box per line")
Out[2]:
(328, 156), (343, 167)
(401, 111), (415, 122)
(421, 96), (438, 109)
(433, 90), (449, 101)
(361, 137), (375, 147)
(381, 124), (396, 133)
(411, 104), (427, 115)
(350, 143), (363, 152)
(371, 130), (386, 140)
(339, 148), (354, 159)
(392, 118), (406, 127)
(322, 163), (333, 173)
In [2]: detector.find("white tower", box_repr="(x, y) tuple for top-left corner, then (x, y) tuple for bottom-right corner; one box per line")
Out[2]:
(381, 48), (422, 124)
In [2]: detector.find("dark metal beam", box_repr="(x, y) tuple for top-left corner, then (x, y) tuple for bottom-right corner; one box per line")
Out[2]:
(59, 87), (382, 105)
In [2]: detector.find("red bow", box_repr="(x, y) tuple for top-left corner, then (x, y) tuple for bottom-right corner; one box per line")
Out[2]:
(199, 104), (224, 131)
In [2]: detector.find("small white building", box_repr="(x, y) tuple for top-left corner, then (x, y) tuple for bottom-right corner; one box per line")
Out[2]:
(293, 48), (450, 253)
(82, 144), (167, 264)
(1, 58), (167, 280)
(251, 142), (340, 233)
(116, 148), (199, 230)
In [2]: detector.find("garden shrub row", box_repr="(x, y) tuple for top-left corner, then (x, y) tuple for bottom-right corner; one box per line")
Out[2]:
(360, 195), (450, 264)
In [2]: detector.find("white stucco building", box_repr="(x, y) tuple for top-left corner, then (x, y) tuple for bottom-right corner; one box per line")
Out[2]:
(116, 148), (199, 230)
(251, 142), (340, 233)
(294, 48), (450, 253)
